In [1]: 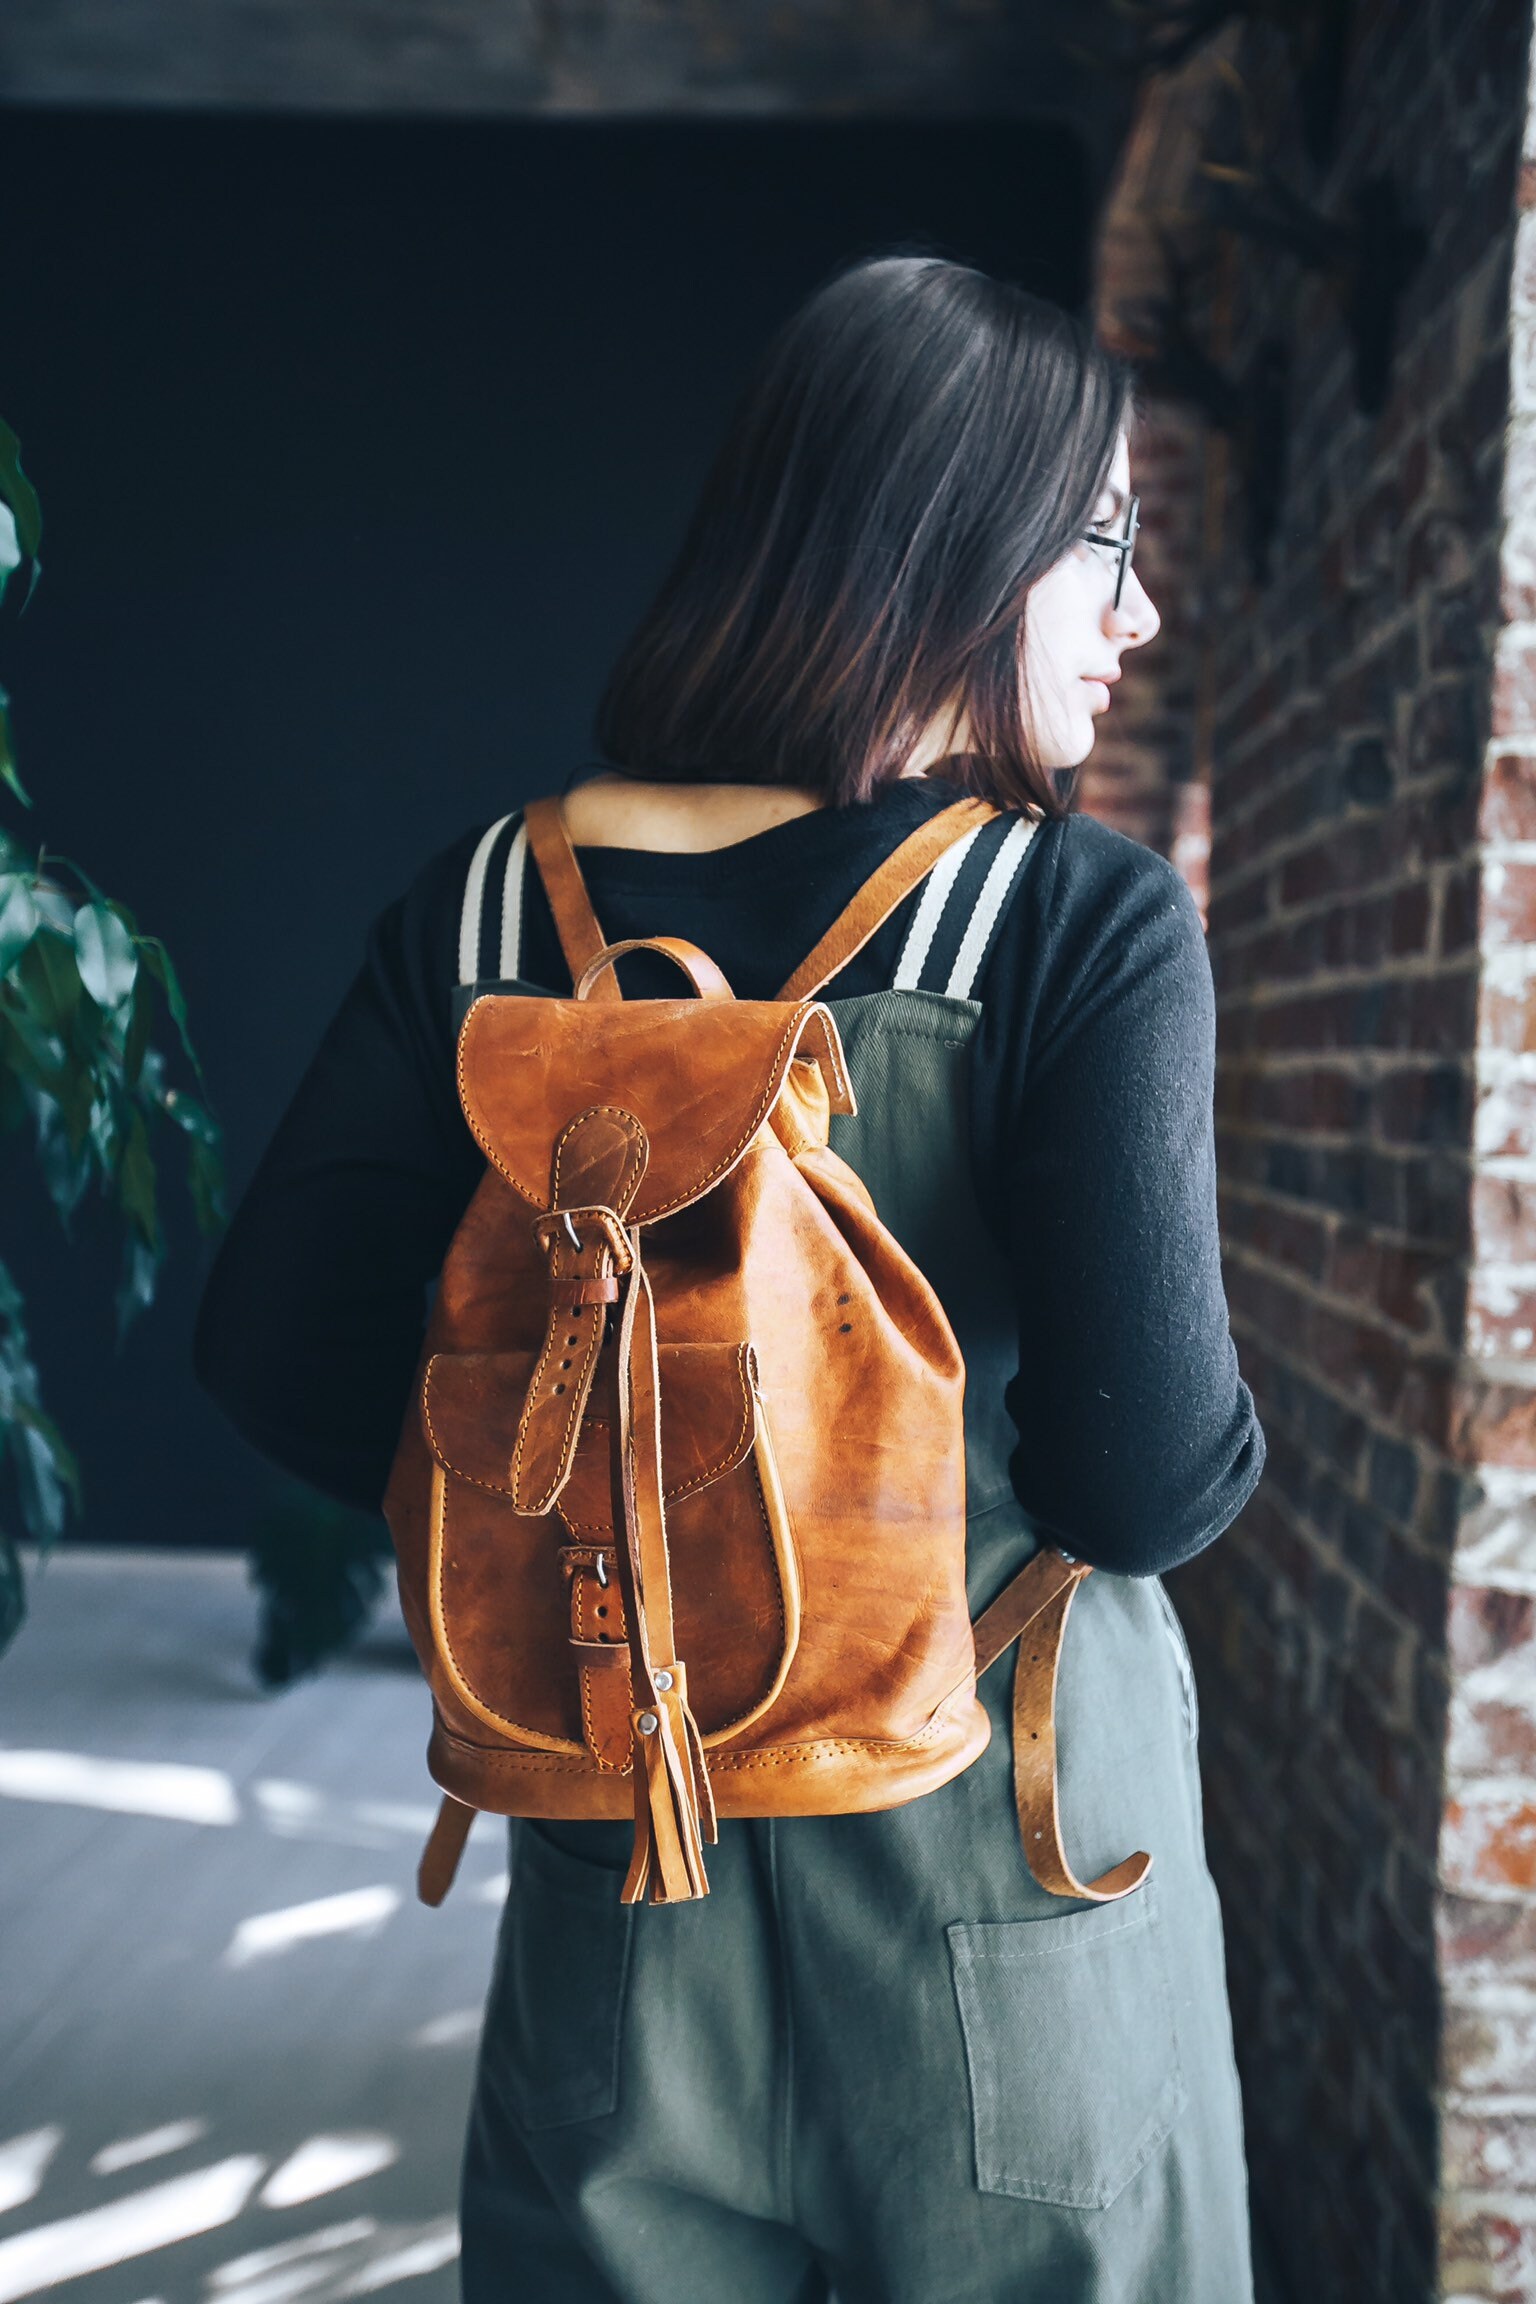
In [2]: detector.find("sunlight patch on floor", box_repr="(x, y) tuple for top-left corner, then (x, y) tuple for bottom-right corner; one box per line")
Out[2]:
(0, 2132), (62, 2218)
(260, 2140), (400, 2212)
(223, 1889), (400, 1968)
(0, 1750), (239, 1826)
(92, 2122), (210, 2178)
(0, 2156), (265, 2304)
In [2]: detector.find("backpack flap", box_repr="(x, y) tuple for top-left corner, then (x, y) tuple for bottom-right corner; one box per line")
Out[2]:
(456, 991), (855, 1224)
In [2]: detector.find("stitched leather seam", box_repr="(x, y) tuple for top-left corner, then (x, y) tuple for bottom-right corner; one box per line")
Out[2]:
(706, 1713), (959, 1767)
(459, 1005), (842, 1219)
(437, 1743), (631, 1775)
(695, 1426), (787, 1745)
(422, 1370), (520, 1499)
(429, 1469), (584, 1752)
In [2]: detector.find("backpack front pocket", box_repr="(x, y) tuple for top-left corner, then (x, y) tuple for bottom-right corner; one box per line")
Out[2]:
(423, 1340), (800, 1749)
(946, 1877), (1185, 2209)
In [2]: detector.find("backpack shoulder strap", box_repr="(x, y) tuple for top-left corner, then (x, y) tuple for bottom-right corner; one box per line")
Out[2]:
(775, 797), (999, 1001)
(522, 796), (620, 1001)
(890, 809), (1041, 1001)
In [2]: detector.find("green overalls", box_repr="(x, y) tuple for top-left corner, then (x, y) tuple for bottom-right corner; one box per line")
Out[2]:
(457, 988), (1255, 2303)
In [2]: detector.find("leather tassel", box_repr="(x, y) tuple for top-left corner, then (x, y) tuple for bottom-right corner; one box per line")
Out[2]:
(621, 1684), (712, 1906)
(673, 1658), (718, 1848)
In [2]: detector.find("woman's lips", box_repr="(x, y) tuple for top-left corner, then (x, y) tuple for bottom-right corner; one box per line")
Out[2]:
(1082, 678), (1112, 709)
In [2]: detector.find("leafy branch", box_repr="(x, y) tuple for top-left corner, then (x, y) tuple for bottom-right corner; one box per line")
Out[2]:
(0, 419), (224, 1654)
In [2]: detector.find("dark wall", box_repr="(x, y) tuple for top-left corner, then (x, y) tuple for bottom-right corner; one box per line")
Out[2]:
(0, 106), (1088, 1546)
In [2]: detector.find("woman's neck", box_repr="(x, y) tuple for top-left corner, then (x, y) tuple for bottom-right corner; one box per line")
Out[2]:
(562, 775), (825, 854)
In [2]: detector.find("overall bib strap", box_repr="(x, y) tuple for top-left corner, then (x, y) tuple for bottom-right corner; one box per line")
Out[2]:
(973, 1551), (1153, 1905)
(457, 811), (529, 989)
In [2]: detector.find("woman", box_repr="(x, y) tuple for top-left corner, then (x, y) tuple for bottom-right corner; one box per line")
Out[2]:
(197, 253), (1265, 2302)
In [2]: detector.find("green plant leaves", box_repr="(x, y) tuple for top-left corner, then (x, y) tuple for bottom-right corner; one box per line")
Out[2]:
(0, 690), (24, 807)
(0, 876), (39, 976)
(138, 937), (203, 1084)
(0, 1535), (24, 1656)
(0, 1255), (80, 1650)
(73, 901), (138, 1013)
(0, 417), (42, 607)
(0, 407), (223, 1661)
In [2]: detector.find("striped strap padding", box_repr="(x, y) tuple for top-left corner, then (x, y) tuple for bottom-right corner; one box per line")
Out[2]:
(456, 813), (529, 987)
(892, 812), (1040, 1000)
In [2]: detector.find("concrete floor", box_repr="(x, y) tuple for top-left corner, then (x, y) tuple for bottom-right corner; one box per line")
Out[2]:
(0, 1549), (508, 2304)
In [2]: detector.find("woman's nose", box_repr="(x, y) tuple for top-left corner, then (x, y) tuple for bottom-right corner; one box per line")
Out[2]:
(1109, 566), (1160, 650)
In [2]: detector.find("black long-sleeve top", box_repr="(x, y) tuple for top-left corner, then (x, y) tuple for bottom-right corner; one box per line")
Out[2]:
(194, 773), (1264, 1578)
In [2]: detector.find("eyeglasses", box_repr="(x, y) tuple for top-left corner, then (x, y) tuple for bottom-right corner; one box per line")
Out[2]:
(1077, 493), (1141, 611)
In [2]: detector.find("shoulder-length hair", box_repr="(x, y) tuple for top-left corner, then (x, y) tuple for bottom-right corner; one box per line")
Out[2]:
(594, 253), (1136, 819)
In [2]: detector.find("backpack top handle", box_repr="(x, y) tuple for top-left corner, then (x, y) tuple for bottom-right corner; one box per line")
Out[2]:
(575, 937), (735, 1005)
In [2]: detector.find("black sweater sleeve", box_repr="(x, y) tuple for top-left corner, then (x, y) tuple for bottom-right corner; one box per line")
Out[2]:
(192, 828), (486, 1512)
(973, 814), (1264, 1577)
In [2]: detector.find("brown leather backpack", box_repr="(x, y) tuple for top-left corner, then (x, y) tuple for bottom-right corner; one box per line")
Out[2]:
(383, 795), (1150, 1909)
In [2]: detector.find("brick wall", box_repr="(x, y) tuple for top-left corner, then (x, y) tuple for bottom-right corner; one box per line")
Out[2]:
(1092, 5), (1535, 2297)
(1437, 103), (1536, 2294)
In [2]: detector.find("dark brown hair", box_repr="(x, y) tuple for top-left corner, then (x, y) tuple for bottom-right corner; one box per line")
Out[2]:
(594, 253), (1136, 818)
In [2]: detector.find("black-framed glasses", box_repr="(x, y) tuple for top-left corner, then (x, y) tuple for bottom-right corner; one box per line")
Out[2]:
(1078, 493), (1141, 611)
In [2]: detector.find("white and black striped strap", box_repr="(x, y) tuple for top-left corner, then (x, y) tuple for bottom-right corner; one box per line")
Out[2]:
(457, 802), (1036, 1001)
(456, 811), (529, 987)
(892, 812), (1039, 999)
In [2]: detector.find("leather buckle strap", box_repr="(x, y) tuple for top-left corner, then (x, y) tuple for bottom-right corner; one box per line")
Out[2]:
(511, 1113), (650, 1516)
(974, 1549), (1152, 1906)
(533, 1205), (635, 1273)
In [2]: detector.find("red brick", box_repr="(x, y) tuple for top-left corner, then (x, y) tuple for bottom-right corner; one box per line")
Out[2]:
(1483, 755), (1536, 841)
(1442, 1794), (1536, 1894)
(1451, 1373), (1536, 1469)
(1495, 636), (1536, 743)
(1481, 964), (1536, 1054)
(1448, 1587), (1536, 1677)
(1485, 860), (1536, 946)
(1472, 1172), (1536, 1265)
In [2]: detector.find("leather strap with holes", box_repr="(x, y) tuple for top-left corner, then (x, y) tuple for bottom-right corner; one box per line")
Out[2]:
(972, 1549), (1151, 1904)
(511, 1109), (647, 1515)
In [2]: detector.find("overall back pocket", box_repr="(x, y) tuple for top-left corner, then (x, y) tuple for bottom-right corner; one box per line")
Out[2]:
(484, 1820), (635, 2129)
(947, 1877), (1186, 2209)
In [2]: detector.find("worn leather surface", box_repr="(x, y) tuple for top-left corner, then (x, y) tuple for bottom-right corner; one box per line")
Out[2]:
(458, 993), (855, 1224)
